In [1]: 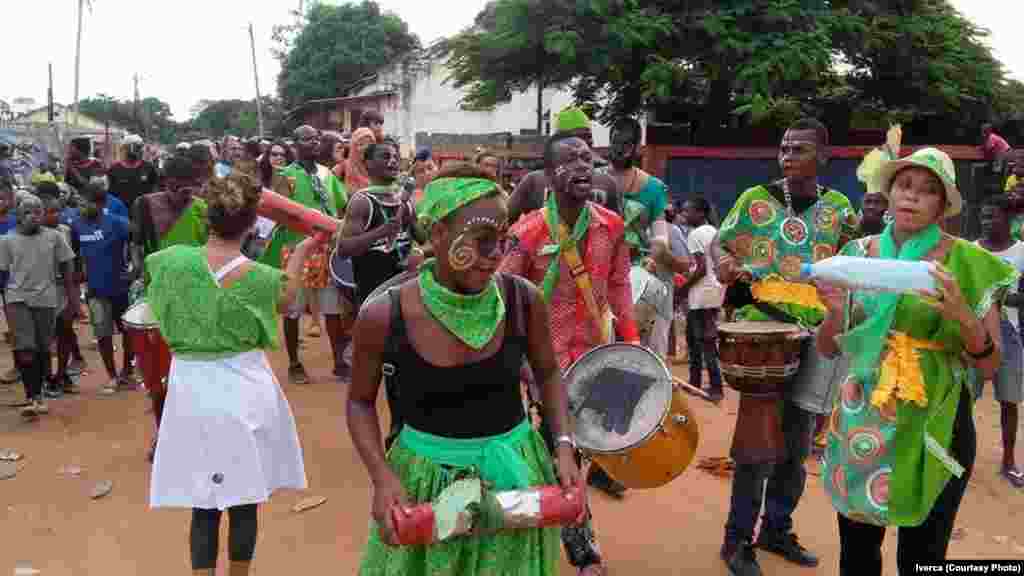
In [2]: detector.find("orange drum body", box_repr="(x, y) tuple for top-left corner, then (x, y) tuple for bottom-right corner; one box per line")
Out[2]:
(717, 321), (808, 464)
(256, 188), (342, 242)
(122, 301), (171, 398)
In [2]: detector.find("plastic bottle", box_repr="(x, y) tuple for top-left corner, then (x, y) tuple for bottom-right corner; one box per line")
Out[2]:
(799, 256), (937, 294)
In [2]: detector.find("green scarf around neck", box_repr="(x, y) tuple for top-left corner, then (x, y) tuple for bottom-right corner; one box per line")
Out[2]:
(843, 222), (942, 380)
(418, 258), (505, 350)
(538, 191), (591, 302)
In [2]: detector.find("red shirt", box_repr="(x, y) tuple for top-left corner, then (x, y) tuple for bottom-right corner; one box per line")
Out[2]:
(499, 202), (639, 371)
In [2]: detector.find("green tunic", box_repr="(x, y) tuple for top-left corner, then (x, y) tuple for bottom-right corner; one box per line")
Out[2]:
(259, 162), (347, 270)
(718, 184), (858, 326)
(823, 237), (1017, 526)
(145, 246), (284, 355)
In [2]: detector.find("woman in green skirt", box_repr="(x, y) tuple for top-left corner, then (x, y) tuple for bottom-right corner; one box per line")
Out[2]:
(347, 162), (584, 575)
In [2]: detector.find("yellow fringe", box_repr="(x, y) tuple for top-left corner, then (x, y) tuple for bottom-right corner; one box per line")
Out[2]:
(870, 332), (943, 410)
(751, 279), (826, 312)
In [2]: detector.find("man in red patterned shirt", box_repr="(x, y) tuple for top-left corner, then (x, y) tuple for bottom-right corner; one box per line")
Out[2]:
(499, 133), (638, 576)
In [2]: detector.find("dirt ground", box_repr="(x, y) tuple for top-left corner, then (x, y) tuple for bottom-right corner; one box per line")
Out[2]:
(1, 321), (1022, 575)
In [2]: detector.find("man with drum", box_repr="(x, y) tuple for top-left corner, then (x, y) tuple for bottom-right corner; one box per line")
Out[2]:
(500, 132), (640, 576)
(131, 153), (210, 462)
(258, 125), (349, 385)
(715, 118), (858, 576)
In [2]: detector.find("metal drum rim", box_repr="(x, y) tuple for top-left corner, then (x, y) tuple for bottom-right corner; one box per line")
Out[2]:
(565, 342), (673, 455)
(122, 301), (158, 330)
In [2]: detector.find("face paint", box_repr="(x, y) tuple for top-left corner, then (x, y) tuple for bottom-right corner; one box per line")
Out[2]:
(448, 216), (505, 271)
(448, 233), (479, 271)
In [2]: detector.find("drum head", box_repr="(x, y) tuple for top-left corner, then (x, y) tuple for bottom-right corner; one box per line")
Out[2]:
(629, 266), (649, 305)
(565, 343), (673, 454)
(362, 270), (419, 308)
(719, 321), (802, 335)
(122, 300), (157, 329)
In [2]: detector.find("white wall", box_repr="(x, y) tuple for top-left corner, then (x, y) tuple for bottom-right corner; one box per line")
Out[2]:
(355, 58), (611, 155)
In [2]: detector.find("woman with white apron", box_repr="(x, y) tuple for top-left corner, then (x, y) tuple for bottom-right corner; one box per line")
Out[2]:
(146, 172), (316, 575)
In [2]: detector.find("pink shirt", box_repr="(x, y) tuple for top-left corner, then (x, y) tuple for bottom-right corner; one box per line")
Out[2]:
(985, 132), (1011, 159)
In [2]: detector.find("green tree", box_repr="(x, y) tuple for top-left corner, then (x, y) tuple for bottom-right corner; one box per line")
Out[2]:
(446, 0), (1018, 136)
(274, 0), (421, 109)
(188, 97), (286, 139)
(78, 94), (182, 144)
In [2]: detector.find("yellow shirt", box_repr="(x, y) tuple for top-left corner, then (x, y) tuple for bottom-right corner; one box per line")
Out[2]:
(1008, 174), (1019, 192)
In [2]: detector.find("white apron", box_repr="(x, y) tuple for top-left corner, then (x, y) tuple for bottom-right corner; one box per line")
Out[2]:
(149, 255), (307, 510)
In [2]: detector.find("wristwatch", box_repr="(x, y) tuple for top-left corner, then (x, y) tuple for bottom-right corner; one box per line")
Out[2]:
(554, 435), (576, 451)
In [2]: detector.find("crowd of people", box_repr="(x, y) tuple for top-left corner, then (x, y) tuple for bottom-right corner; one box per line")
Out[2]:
(1, 107), (1021, 576)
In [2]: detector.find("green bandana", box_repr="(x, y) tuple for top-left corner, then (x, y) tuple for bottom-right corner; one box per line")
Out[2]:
(416, 177), (499, 230)
(842, 222), (942, 381)
(555, 106), (591, 133)
(539, 191), (591, 302)
(418, 258), (506, 350)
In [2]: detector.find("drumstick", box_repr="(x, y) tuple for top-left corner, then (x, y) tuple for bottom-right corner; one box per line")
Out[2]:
(673, 376), (714, 402)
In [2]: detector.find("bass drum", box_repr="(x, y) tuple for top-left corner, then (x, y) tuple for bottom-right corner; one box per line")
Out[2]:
(565, 343), (699, 489)
(328, 245), (357, 290)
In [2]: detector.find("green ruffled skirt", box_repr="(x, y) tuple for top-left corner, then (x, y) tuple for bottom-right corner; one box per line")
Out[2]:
(358, 427), (560, 576)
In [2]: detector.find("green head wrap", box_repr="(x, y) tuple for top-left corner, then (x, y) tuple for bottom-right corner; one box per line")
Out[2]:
(416, 177), (500, 230)
(555, 106), (591, 133)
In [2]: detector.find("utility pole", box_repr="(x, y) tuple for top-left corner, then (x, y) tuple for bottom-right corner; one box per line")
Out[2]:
(71, 0), (86, 129)
(48, 63), (54, 123)
(249, 23), (265, 137)
(133, 73), (141, 135)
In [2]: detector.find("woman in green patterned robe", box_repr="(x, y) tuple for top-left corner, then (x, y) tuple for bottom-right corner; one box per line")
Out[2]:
(815, 148), (1016, 575)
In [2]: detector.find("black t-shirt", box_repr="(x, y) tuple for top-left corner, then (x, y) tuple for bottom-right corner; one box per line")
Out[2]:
(107, 161), (159, 210)
(65, 159), (104, 192)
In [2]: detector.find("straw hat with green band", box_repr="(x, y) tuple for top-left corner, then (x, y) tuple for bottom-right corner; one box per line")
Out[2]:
(874, 147), (961, 218)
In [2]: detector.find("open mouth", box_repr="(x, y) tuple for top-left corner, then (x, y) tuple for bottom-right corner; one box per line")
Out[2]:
(570, 174), (592, 187)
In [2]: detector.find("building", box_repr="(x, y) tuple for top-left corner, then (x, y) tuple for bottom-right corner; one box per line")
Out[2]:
(287, 47), (615, 157)
(15, 103), (121, 132)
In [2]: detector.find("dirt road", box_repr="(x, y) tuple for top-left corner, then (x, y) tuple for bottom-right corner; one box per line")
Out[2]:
(1, 327), (1022, 574)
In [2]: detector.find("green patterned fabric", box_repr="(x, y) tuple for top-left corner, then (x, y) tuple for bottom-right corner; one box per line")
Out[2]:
(145, 246), (284, 355)
(621, 174), (668, 261)
(539, 192), (591, 302)
(258, 162), (347, 270)
(718, 184), (858, 326)
(418, 258), (505, 350)
(358, 425), (560, 575)
(416, 177), (500, 230)
(1011, 215), (1024, 242)
(823, 237), (1017, 527)
(158, 198), (208, 251)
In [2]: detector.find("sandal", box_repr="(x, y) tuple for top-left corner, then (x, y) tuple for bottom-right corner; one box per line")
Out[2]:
(1001, 466), (1024, 488)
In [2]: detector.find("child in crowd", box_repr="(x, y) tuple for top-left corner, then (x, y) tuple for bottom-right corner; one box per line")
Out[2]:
(43, 195), (80, 396)
(0, 193), (76, 418)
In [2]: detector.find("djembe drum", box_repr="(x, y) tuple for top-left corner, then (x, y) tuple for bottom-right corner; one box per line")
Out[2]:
(717, 321), (809, 464)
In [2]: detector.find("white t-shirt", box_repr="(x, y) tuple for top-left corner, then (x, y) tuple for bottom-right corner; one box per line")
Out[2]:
(978, 240), (1024, 330)
(686, 223), (725, 309)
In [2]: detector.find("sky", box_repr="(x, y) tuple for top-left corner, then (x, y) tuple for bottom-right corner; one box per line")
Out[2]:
(3, 0), (1021, 123)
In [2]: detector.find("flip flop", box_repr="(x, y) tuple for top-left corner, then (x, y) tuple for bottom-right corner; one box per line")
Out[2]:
(1001, 467), (1024, 488)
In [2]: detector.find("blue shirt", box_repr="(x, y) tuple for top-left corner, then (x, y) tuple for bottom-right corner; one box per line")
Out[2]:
(62, 195), (129, 226)
(70, 214), (132, 297)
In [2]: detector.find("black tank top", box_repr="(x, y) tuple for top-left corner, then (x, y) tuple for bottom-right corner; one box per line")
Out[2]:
(353, 192), (412, 305)
(384, 274), (528, 438)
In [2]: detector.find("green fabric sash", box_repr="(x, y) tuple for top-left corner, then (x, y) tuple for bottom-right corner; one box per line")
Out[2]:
(418, 258), (505, 350)
(843, 223), (942, 382)
(539, 192), (591, 303)
(397, 420), (533, 491)
(159, 199), (208, 250)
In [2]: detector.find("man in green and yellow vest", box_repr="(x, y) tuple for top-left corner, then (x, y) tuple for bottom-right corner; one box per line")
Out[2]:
(715, 118), (858, 576)
(259, 125), (349, 385)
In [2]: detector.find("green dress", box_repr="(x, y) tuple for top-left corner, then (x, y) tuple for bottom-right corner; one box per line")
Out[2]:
(822, 236), (1017, 526)
(145, 246), (283, 355)
(718, 184), (858, 326)
(159, 199), (209, 251)
(621, 173), (668, 261)
(259, 162), (347, 270)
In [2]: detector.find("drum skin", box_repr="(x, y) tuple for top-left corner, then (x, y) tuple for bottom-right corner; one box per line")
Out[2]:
(717, 321), (806, 395)
(593, 386), (699, 489)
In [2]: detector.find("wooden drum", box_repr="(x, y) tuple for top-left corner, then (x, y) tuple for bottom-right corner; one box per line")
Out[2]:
(717, 321), (809, 464)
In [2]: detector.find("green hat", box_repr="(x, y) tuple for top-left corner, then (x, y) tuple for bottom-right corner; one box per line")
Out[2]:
(555, 106), (591, 133)
(416, 177), (500, 230)
(875, 147), (960, 217)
